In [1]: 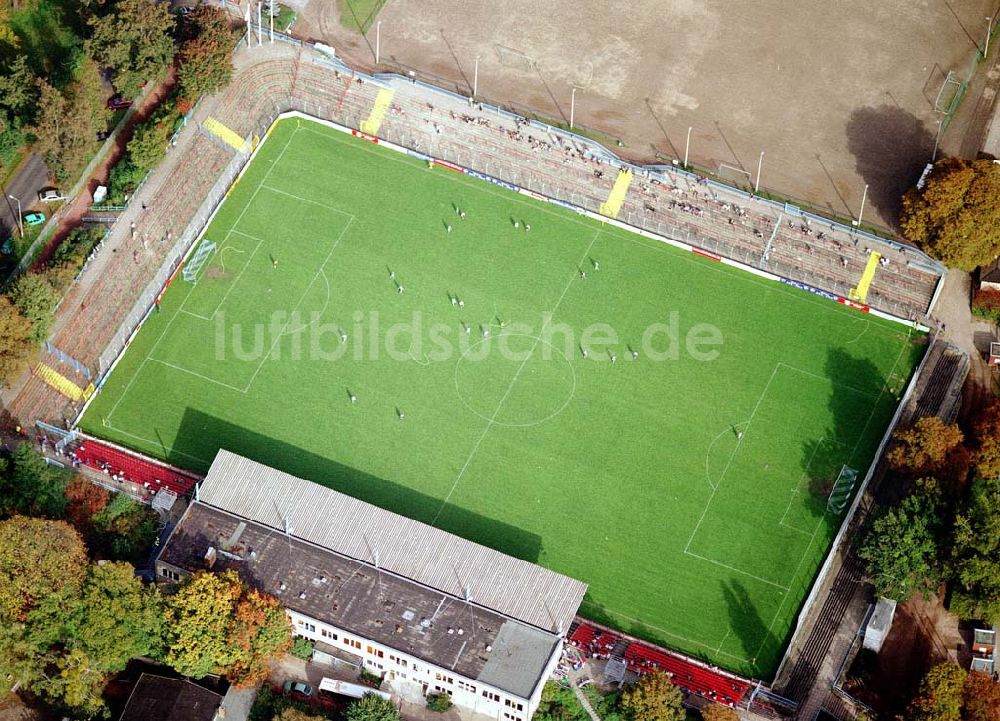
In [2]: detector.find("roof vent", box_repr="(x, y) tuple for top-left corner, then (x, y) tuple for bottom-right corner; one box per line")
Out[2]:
(485, 645), (492, 652)
(299, 592), (307, 600)
(447, 628), (454, 635)
(402, 610), (415, 621)
(420, 619), (431, 628)
(278, 582), (287, 592)
(457, 629), (464, 636)
(249, 550), (257, 561)
(395, 625), (404, 634)
(204, 547), (217, 568)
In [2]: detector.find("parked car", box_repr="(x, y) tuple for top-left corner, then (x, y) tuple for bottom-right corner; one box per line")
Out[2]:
(38, 188), (64, 203)
(107, 94), (132, 110)
(283, 680), (314, 698)
(24, 212), (45, 226)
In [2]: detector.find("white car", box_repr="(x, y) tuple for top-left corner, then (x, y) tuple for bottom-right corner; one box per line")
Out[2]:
(38, 188), (65, 203)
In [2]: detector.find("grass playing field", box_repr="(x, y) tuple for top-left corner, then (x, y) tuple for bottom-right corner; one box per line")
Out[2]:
(81, 117), (924, 677)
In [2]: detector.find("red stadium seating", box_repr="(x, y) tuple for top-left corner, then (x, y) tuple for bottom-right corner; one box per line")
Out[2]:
(74, 439), (201, 497)
(568, 621), (751, 708)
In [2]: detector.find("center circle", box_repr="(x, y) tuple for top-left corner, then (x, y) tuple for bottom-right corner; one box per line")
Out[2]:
(453, 333), (577, 428)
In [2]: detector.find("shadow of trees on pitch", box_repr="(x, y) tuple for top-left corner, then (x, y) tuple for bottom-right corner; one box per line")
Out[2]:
(845, 106), (935, 229)
(801, 348), (887, 497)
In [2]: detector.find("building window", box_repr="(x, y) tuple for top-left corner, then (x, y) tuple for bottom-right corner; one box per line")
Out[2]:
(303, 622), (316, 633)
(159, 567), (180, 581)
(483, 691), (501, 703)
(321, 628), (338, 641)
(458, 681), (476, 693)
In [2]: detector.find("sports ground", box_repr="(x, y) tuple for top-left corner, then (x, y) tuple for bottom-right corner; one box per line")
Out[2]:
(81, 117), (924, 677)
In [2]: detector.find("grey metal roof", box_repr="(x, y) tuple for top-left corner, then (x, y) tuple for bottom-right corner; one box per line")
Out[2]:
(197, 450), (587, 633)
(477, 621), (558, 698)
(158, 503), (559, 698)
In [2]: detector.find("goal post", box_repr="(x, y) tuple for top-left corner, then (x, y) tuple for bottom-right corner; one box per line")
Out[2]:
(182, 239), (217, 283)
(827, 465), (858, 514)
(934, 70), (966, 116)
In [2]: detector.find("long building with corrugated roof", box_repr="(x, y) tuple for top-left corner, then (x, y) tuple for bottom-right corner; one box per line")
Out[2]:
(156, 450), (588, 720)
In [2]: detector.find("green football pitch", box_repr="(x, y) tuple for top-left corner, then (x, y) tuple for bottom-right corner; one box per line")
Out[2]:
(82, 117), (923, 677)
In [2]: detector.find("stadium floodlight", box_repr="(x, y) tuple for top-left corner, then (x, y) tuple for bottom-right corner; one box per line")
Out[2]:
(852, 184), (869, 230)
(8, 195), (22, 237)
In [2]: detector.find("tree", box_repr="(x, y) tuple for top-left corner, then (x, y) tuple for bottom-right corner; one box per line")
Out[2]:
(971, 399), (1000, 479)
(963, 671), (1000, 721)
(345, 693), (401, 721)
(1, 443), (70, 517)
(73, 56), (112, 138)
(0, 3), (18, 54)
(177, 6), (237, 100)
(908, 662), (966, 721)
(899, 157), (1000, 271)
(620, 672), (684, 721)
(63, 475), (110, 536)
(8, 272), (60, 343)
(227, 588), (293, 686)
(73, 561), (165, 671)
(90, 492), (158, 562)
(949, 475), (1000, 622)
(0, 516), (87, 623)
(126, 113), (173, 173)
(38, 646), (107, 717)
(86, 0), (175, 98)
(31, 75), (96, 181)
(0, 295), (35, 384)
(274, 710), (327, 721)
(164, 570), (291, 683)
(858, 478), (943, 602)
(886, 416), (963, 475)
(0, 55), (37, 121)
(700, 705), (739, 721)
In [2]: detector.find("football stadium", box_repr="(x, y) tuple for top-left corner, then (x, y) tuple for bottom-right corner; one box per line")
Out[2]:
(80, 115), (925, 678)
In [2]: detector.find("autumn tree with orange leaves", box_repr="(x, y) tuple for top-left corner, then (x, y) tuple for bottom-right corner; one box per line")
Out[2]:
(164, 570), (291, 685)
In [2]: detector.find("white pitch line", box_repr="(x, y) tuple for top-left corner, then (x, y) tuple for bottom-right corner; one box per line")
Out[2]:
(750, 331), (915, 661)
(101, 422), (212, 466)
(148, 357), (248, 394)
(776, 362), (881, 399)
(259, 184), (357, 217)
(431, 229), (602, 526)
(683, 550), (790, 591)
(102, 127), (301, 426)
(684, 363), (780, 554)
(241, 217), (354, 393)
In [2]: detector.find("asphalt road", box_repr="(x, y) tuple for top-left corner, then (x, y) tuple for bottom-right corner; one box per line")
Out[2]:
(0, 153), (51, 239)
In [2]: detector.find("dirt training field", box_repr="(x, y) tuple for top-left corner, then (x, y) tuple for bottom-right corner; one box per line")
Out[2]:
(299, 0), (995, 229)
